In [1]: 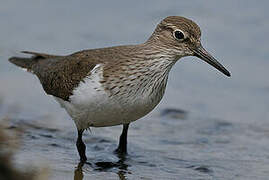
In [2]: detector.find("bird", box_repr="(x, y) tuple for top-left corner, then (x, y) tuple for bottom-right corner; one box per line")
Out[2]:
(9, 16), (230, 163)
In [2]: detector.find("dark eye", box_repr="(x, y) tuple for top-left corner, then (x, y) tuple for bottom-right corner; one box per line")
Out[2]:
(174, 30), (185, 40)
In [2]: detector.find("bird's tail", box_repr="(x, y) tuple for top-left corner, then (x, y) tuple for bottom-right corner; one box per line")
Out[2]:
(9, 51), (57, 72)
(9, 56), (38, 72)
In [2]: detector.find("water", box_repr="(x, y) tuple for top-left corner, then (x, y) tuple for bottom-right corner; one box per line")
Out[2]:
(1, 0), (269, 179)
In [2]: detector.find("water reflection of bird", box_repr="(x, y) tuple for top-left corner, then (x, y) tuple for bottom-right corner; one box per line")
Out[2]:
(74, 156), (128, 180)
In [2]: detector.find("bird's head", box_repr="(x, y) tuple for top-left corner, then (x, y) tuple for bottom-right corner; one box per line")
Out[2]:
(147, 16), (230, 77)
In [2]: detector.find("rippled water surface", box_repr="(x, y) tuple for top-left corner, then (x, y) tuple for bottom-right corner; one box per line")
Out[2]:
(1, 1), (269, 179)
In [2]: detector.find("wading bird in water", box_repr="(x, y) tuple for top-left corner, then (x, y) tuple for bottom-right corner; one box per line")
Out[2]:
(9, 16), (230, 162)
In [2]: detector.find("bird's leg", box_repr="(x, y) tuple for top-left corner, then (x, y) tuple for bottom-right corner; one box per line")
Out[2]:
(114, 123), (130, 155)
(76, 129), (87, 163)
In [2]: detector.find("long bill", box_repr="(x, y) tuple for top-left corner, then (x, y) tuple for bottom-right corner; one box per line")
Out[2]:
(193, 45), (231, 77)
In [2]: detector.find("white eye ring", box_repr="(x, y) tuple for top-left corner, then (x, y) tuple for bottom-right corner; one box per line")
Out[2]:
(173, 29), (185, 40)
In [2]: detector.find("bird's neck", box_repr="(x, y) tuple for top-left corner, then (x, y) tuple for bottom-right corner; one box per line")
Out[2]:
(139, 38), (182, 62)
(123, 43), (179, 102)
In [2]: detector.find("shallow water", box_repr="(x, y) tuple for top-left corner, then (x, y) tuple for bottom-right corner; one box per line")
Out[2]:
(1, 0), (269, 179)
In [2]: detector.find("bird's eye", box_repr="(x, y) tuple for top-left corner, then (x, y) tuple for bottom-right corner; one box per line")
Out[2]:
(174, 30), (185, 40)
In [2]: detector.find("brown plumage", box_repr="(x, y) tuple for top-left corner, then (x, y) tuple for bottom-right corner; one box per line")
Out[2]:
(9, 16), (229, 101)
(10, 45), (146, 101)
(8, 16), (230, 162)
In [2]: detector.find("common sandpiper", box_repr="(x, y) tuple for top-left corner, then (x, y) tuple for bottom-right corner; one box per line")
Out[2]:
(9, 16), (231, 163)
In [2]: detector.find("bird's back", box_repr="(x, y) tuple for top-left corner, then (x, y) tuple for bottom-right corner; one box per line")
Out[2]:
(8, 45), (141, 101)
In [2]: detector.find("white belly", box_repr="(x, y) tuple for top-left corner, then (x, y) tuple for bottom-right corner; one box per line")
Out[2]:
(55, 64), (167, 129)
(56, 92), (158, 129)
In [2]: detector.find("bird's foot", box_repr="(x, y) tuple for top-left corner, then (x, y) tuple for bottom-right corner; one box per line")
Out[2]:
(114, 147), (128, 156)
(80, 155), (87, 163)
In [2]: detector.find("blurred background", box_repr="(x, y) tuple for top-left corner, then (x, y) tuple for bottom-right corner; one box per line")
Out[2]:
(0, 0), (268, 179)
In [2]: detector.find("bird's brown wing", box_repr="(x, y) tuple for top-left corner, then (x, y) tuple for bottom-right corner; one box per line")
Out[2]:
(31, 55), (98, 101)
(10, 46), (132, 101)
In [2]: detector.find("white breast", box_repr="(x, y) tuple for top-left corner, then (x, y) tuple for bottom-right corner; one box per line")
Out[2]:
(55, 58), (173, 129)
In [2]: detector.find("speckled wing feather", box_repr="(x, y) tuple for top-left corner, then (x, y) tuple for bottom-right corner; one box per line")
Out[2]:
(32, 55), (98, 101)
(10, 51), (98, 101)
